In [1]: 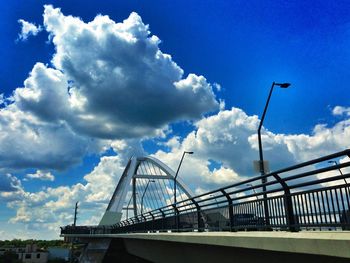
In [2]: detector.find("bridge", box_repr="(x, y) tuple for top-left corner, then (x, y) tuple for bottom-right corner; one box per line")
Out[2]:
(61, 149), (350, 262)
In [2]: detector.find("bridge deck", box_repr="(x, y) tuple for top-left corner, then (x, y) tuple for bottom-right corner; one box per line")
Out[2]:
(63, 231), (350, 259)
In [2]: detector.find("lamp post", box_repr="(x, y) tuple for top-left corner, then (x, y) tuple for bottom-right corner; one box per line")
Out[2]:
(71, 201), (78, 263)
(73, 201), (78, 226)
(141, 180), (155, 214)
(126, 192), (137, 219)
(210, 194), (220, 207)
(328, 161), (348, 185)
(246, 184), (259, 201)
(174, 151), (193, 230)
(174, 151), (194, 206)
(328, 161), (350, 204)
(258, 82), (291, 225)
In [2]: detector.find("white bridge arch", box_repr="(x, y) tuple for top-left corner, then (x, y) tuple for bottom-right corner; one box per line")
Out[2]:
(99, 156), (194, 225)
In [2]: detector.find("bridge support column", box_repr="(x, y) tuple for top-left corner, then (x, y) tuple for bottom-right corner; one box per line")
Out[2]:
(79, 238), (111, 263)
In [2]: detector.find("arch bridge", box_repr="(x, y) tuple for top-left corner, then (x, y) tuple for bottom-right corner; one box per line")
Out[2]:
(99, 155), (196, 227)
(63, 150), (350, 233)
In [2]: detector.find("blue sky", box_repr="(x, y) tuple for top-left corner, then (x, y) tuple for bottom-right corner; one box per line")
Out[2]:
(0, 0), (350, 239)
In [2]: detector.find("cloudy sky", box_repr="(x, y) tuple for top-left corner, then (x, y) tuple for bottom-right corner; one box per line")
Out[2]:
(1, 0), (350, 240)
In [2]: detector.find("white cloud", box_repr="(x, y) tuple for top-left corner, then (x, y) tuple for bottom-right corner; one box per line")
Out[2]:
(39, 5), (219, 139)
(3, 105), (350, 238)
(14, 62), (70, 122)
(0, 104), (97, 170)
(3, 5), (350, 240)
(0, 6), (221, 237)
(110, 139), (145, 163)
(26, 170), (55, 181)
(5, 153), (127, 237)
(84, 156), (124, 202)
(153, 106), (350, 193)
(282, 119), (350, 161)
(17, 19), (42, 41)
(210, 166), (240, 184)
(0, 5), (220, 172)
(332, 106), (350, 117)
(153, 111), (254, 191)
(162, 136), (181, 149)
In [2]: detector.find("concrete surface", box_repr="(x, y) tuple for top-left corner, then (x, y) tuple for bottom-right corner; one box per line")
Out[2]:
(63, 231), (350, 262)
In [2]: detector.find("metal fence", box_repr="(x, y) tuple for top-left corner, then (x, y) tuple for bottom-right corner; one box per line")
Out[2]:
(61, 149), (350, 235)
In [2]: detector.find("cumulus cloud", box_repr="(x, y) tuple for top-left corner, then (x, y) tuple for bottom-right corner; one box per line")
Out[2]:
(4, 4), (350, 239)
(282, 119), (350, 161)
(1, 5), (220, 172)
(39, 5), (219, 139)
(111, 138), (145, 163)
(0, 5), (220, 237)
(4, 105), (350, 237)
(17, 19), (42, 41)
(153, 108), (293, 192)
(26, 170), (55, 181)
(14, 62), (70, 122)
(84, 156), (124, 203)
(153, 106), (350, 193)
(6, 152), (129, 232)
(0, 104), (96, 170)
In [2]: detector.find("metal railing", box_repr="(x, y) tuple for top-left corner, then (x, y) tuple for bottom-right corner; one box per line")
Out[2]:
(61, 149), (350, 235)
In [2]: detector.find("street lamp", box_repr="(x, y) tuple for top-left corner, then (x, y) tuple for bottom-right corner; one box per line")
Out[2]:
(210, 194), (220, 207)
(126, 192), (137, 219)
(174, 151), (193, 231)
(258, 82), (291, 225)
(73, 201), (78, 227)
(174, 151), (194, 207)
(246, 184), (259, 201)
(328, 161), (348, 185)
(141, 180), (155, 214)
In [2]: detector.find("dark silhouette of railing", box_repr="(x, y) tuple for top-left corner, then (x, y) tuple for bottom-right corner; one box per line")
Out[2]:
(61, 149), (350, 235)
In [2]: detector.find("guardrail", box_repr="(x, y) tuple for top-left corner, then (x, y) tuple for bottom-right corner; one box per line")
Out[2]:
(61, 149), (350, 235)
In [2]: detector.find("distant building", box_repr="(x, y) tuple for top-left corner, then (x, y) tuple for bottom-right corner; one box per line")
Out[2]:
(0, 244), (49, 263)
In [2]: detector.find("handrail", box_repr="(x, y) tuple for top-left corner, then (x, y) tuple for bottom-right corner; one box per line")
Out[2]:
(61, 149), (350, 235)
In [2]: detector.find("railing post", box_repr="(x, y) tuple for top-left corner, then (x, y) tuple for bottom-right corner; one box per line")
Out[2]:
(159, 208), (165, 231)
(149, 212), (155, 232)
(271, 173), (297, 232)
(284, 188), (296, 232)
(142, 215), (147, 232)
(221, 190), (235, 231)
(129, 219), (134, 232)
(172, 204), (180, 231)
(132, 220), (136, 232)
(190, 198), (204, 232)
(121, 221), (126, 232)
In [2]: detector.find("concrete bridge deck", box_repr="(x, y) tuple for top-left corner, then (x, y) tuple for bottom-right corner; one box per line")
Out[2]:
(64, 231), (350, 262)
